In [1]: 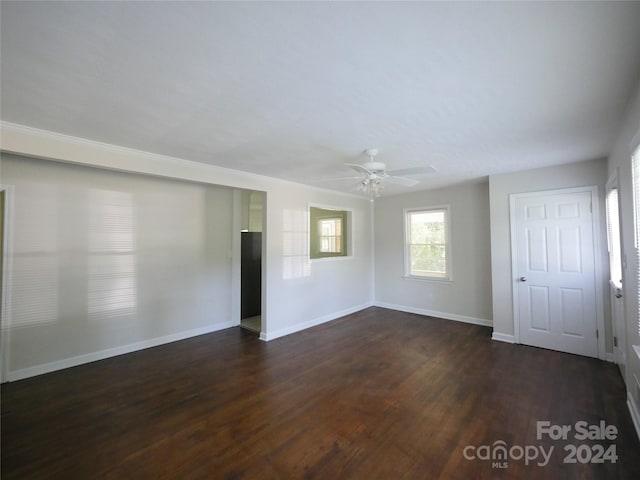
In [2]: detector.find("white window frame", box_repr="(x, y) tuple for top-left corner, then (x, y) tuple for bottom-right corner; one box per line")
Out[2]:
(403, 205), (452, 281)
(318, 218), (343, 254)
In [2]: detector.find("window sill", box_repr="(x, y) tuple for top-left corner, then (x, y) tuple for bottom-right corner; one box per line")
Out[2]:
(402, 275), (453, 284)
(310, 255), (353, 263)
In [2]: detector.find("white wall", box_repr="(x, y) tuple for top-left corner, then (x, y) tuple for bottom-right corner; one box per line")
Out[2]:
(374, 182), (492, 325)
(263, 186), (373, 339)
(0, 124), (374, 380)
(488, 159), (609, 349)
(604, 80), (640, 420)
(1, 154), (236, 379)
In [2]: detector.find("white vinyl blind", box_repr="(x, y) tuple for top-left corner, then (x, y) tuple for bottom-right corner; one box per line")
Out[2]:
(632, 147), (640, 336)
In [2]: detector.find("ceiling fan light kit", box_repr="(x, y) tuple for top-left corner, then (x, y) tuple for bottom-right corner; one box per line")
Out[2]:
(358, 176), (383, 200)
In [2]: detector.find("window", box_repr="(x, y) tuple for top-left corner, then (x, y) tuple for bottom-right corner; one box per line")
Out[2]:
(606, 187), (622, 287)
(632, 146), (640, 336)
(310, 207), (348, 259)
(404, 206), (451, 280)
(319, 218), (342, 253)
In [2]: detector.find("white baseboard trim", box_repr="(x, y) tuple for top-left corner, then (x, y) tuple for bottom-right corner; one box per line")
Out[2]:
(7, 321), (237, 382)
(491, 332), (516, 344)
(373, 301), (493, 327)
(260, 302), (373, 342)
(628, 392), (640, 442)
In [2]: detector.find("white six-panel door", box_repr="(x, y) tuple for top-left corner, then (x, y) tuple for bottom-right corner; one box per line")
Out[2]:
(513, 190), (599, 358)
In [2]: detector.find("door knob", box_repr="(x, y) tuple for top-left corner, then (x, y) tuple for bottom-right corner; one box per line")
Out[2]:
(519, 277), (527, 282)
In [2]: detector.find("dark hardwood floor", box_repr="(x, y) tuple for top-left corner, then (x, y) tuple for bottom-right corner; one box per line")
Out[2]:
(2, 307), (639, 479)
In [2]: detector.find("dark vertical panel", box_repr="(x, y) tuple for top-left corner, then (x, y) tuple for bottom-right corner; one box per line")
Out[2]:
(241, 232), (261, 319)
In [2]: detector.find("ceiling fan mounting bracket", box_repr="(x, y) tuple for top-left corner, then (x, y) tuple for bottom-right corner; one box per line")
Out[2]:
(360, 148), (385, 173)
(363, 148), (379, 158)
(363, 162), (387, 173)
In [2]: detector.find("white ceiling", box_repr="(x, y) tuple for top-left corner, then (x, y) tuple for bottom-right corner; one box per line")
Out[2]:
(2, 1), (640, 196)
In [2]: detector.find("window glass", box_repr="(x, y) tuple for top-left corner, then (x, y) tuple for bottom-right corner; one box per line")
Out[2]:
(405, 207), (450, 279)
(606, 188), (622, 287)
(632, 147), (640, 335)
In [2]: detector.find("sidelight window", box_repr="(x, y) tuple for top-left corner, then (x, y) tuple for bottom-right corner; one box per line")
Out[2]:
(606, 187), (622, 288)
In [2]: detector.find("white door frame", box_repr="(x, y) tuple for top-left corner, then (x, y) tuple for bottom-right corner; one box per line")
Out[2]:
(0, 185), (14, 383)
(509, 185), (606, 360)
(232, 189), (267, 338)
(606, 169), (627, 375)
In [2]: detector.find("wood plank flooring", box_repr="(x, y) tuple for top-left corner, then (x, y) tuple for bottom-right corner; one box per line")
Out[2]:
(2, 307), (639, 479)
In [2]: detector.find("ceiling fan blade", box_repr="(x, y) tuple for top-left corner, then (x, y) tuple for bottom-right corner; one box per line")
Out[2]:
(387, 166), (436, 176)
(319, 175), (364, 182)
(385, 176), (420, 187)
(345, 163), (373, 175)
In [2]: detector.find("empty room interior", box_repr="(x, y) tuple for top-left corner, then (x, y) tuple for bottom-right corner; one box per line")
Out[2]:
(2, 2), (640, 479)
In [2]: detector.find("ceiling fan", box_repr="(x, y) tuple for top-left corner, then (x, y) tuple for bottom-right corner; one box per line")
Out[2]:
(344, 148), (435, 199)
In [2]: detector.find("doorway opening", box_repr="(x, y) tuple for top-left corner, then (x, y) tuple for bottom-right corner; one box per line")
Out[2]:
(240, 191), (264, 334)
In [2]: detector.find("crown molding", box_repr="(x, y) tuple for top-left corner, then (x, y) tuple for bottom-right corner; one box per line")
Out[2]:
(0, 121), (269, 189)
(0, 121), (365, 200)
